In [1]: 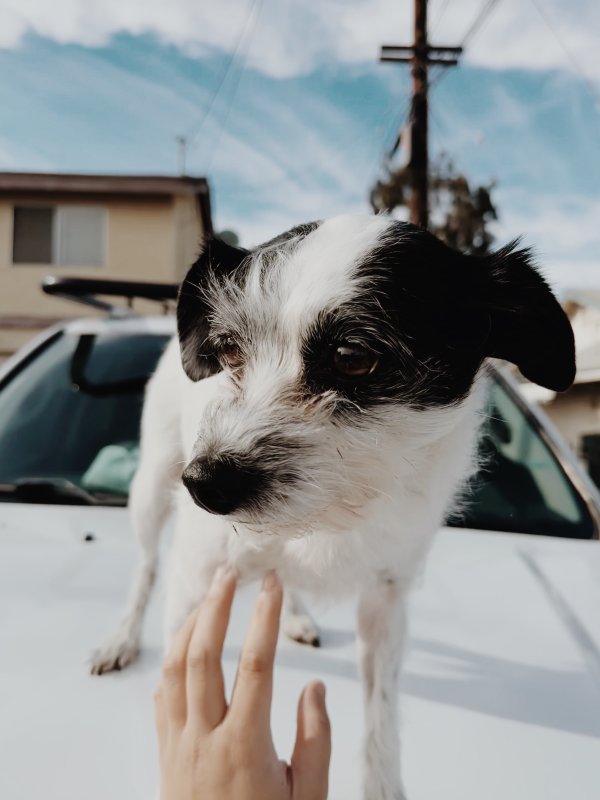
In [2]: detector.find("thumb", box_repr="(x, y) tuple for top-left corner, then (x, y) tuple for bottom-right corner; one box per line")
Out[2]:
(291, 681), (331, 800)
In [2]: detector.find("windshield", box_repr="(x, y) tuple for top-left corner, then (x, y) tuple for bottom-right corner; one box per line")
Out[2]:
(0, 330), (170, 505)
(448, 377), (595, 538)
(0, 332), (595, 536)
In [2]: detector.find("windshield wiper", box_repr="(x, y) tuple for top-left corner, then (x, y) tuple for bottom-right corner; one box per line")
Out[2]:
(0, 478), (104, 506)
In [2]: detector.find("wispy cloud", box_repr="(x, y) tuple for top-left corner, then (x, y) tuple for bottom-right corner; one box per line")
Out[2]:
(0, 19), (598, 287)
(0, 0), (598, 85)
(487, 189), (600, 290)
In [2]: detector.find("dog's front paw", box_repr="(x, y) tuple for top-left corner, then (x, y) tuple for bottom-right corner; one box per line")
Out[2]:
(90, 637), (139, 675)
(283, 612), (321, 647)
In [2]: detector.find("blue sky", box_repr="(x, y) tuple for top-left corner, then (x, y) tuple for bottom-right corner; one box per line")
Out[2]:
(0, 0), (598, 288)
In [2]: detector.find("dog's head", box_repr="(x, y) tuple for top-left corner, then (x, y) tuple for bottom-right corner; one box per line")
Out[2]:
(177, 215), (574, 530)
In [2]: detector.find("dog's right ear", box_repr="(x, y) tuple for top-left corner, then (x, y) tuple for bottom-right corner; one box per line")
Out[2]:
(177, 237), (249, 381)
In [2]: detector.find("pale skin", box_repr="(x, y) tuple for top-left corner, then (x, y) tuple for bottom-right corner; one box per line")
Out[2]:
(154, 568), (332, 800)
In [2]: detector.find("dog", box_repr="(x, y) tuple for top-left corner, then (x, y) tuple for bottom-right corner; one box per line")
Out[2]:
(91, 214), (575, 800)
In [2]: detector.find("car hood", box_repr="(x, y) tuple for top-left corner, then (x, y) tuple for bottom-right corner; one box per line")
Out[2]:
(1, 504), (599, 800)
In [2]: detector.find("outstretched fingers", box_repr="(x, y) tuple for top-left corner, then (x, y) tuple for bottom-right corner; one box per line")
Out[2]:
(186, 566), (237, 731)
(291, 682), (331, 800)
(159, 607), (200, 728)
(229, 571), (283, 730)
(157, 566), (237, 732)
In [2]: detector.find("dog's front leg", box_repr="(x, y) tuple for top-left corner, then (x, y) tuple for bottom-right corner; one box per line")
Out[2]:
(163, 560), (218, 649)
(90, 459), (175, 675)
(357, 579), (408, 800)
(282, 590), (321, 647)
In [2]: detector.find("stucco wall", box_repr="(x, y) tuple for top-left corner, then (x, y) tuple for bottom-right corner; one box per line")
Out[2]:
(543, 383), (600, 457)
(173, 195), (202, 282)
(0, 193), (203, 358)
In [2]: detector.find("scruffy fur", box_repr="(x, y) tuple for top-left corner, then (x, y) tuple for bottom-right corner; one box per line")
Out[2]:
(91, 214), (575, 800)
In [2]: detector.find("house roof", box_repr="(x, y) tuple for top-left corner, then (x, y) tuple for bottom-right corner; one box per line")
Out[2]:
(0, 171), (213, 234)
(0, 171), (207, 196)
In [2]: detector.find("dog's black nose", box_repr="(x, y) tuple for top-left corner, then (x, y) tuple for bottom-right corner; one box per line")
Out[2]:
(181, 457), (265, 515)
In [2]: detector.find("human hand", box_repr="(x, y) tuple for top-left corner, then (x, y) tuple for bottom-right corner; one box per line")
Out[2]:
(154, 569), (331, 800)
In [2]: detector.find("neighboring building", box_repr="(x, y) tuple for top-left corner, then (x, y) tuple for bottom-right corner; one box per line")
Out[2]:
(0, 172), (212, 358)
(520, 289), (600, 489)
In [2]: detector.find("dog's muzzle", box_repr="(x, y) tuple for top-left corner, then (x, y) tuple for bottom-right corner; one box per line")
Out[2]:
(182, 456), (266, 515)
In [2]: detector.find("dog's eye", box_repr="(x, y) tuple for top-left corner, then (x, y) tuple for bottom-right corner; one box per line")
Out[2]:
(333, 344), (378, 378)
(217, 337), (243, 369)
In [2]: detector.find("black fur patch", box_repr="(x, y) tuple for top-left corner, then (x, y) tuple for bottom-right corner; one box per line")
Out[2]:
(177, 224), (322, 381)
(177, 237), (250, 381)
(303, 221), (574, 409)
(178, 220), (575, 406)
(259, 221), (321, 250)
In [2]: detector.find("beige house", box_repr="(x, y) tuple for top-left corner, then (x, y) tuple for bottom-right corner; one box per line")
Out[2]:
(519, 290), (600, 489)
(0, 172), (212, 358)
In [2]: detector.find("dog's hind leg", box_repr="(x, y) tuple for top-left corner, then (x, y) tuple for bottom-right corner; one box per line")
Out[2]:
(90, 340), (183, 675)
(358, 579), (408, 800)
(283, 590), (321, 647)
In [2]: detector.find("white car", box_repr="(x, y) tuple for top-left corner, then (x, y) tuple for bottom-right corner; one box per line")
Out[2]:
(1, 279), (599, 800)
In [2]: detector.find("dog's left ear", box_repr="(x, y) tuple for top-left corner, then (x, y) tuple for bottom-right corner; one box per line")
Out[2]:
(476, 242), (575, 391)
(177, 237), (250, 381)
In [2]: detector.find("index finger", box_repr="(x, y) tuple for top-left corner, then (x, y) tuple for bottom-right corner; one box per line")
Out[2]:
(229, 571), (283, 728)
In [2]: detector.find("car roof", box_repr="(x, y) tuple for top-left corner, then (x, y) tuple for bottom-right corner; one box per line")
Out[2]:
(1, 503), (599, 800)
(62, 314), (176, 336)
(0, 314), (176, 388)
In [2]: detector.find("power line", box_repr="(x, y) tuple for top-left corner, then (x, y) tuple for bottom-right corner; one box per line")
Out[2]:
(380, 0), (462, 227)
(183, 0), (261, 153)
(528, 0), (600, 106)
(461, 0), (501, 47)
(387, 0), (501, 164)
(428, 64), (449, 91)
(203, 0), (263, 171)
(431, 0), (453, 35)
(385, 97), (413, 159)
(430, 0), (502, 91)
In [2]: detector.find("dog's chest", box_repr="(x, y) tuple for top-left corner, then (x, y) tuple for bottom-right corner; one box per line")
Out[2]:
(176, 497), (434, 601)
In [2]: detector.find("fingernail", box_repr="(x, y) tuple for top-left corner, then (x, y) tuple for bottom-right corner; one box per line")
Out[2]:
(210, 565), (233, 594)
(261, 570), (279, 592)
(312, 681), (326, 702)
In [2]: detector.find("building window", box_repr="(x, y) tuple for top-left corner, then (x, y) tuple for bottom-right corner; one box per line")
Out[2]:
(12, 205), (106, 266)
(12, 207), (53, 263)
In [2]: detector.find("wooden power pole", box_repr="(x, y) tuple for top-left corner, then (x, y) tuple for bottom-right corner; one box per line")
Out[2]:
(380, 0), (462, 229)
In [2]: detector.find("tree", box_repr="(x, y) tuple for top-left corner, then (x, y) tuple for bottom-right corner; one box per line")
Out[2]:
(369, 153), (498, 255)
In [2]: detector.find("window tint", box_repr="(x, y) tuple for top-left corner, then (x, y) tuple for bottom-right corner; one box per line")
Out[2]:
(448, 378), (595, 538)
(0, 338), (595, 535)
(12, 207), (53, 263)
(0, 331), (169, 503)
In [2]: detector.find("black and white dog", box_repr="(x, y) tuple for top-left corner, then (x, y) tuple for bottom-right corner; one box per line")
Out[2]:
(91, 214), (574, 800)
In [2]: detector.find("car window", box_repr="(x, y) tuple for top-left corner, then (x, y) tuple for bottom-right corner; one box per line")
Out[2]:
(0, 336), (595, 536)
(448, 378), (595, 539)
(0, 330), (170, 505)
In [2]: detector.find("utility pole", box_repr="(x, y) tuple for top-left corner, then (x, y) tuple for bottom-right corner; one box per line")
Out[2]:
(380, 0), (462, 229)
